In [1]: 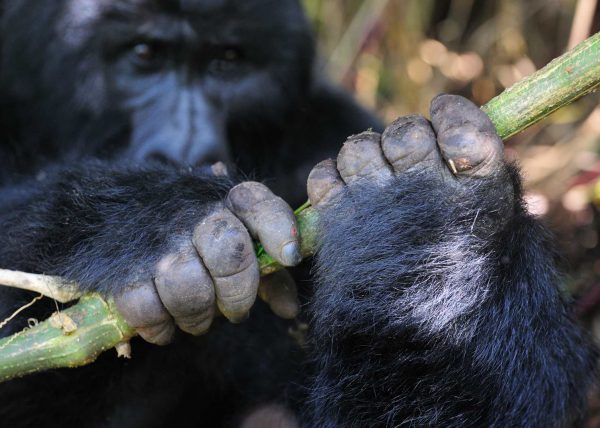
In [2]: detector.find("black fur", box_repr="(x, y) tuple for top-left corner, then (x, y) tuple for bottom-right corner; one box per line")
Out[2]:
(308, 165), (596, 427)
(0, 161), (235, 294)
(0, 0), (595, 427)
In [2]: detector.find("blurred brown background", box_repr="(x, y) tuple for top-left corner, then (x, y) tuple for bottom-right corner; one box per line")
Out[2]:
(304, 0), (600, 424)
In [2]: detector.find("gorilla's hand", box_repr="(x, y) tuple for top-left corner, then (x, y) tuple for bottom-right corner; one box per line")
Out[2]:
(303, 96), (593, 427)
(303, 95), (515, 425)
(308, 94), (506, 207)
(303, 94), (524, 425)
(113, 181), (302, 345)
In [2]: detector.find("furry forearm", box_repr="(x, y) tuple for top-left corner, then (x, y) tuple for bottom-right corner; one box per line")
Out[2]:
(0, 160), (233, 294)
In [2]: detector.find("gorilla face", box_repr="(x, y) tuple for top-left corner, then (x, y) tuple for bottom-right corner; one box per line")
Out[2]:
(0, 0), (314, 165)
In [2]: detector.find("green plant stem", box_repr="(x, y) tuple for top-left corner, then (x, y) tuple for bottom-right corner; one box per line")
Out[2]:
(0, 296), (135, 382)
(0, 207), (320, 382)
(0, 32), (599, 382)
(482, 31), (600, 140)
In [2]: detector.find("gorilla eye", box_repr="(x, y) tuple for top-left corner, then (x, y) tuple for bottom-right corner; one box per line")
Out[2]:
(208, 46), (245, 76)
(134, 43), (153, 60)
(129, 42), (165, 70)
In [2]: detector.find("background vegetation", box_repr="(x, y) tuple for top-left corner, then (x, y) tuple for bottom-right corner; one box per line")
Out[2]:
(304, 0), (600, 424)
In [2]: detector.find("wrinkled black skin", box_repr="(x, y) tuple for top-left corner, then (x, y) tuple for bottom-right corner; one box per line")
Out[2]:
(0, 1), (595, 427)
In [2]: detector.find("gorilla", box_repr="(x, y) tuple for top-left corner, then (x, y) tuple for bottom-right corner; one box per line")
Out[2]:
(0, 0), (595, 427)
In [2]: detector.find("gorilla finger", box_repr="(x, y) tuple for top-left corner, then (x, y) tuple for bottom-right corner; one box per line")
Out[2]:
(226, 182), (301, 267)
(307, 159), (345, 208)
(381, 115), (439, 173)
(337, 131), (393, 185)
(430, 94), (503, 177)
(193, 206), (260, 323)
(154, 249), (216, 335)
(114, 281), (176, 345)
(258, 270), (300, 319)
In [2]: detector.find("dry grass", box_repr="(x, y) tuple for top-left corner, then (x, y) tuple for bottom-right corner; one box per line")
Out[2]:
(305, 0), (600, 289)
(305, 1), (600, 423)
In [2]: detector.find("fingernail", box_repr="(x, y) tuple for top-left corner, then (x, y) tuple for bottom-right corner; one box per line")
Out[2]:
(228, 311), (250, 324)
(271, 300), (300, 320)
(281, 241), (302, 266)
